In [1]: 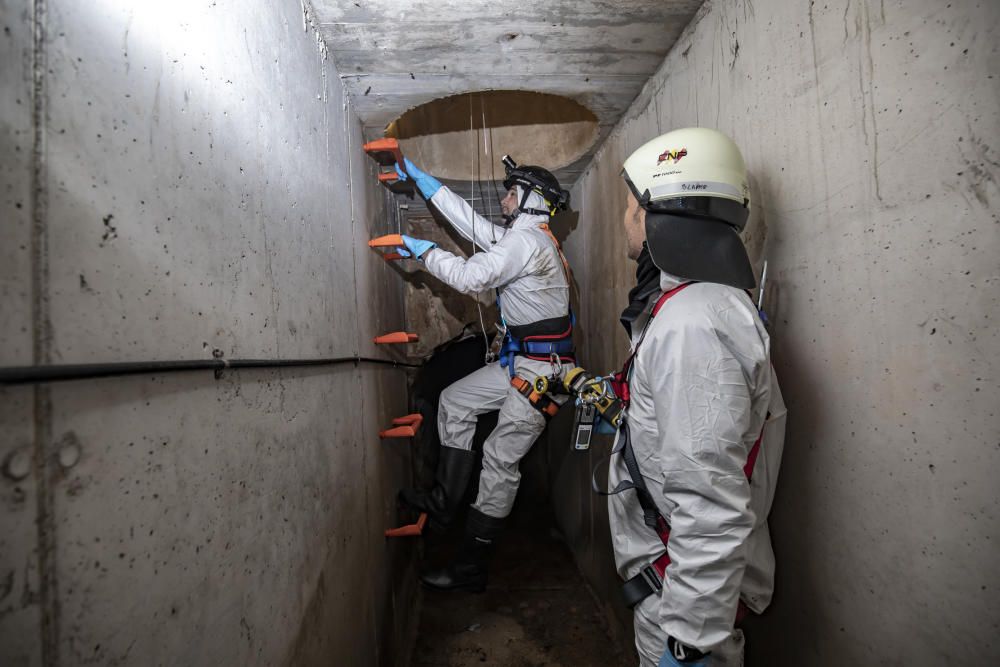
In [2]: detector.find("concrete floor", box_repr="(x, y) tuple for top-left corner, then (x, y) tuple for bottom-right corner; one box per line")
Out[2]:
(409, 506), (629, 667)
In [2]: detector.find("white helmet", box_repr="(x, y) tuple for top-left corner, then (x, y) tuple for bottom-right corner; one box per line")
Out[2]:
(622, 127), (755, 288)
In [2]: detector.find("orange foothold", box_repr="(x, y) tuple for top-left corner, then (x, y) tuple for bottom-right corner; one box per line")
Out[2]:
(392, 413), (423, 428)
(368, 234), (405, 248)
(363, 138), (405, 167)
(373, 331), (419, 345)
(379, 425), (416, 439)
(382, 252), (406, 261)
(385, 512), (428, 538)
(363, 137), (401, 152)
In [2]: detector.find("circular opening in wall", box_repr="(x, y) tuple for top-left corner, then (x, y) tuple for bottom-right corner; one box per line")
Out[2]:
(385, 90), (599, 182)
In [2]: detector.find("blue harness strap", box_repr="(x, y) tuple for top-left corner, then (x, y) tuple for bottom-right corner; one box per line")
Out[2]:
(498, 308), (576, 378)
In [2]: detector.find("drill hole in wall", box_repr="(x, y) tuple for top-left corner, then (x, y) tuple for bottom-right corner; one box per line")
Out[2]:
(384, 90), (599, 182)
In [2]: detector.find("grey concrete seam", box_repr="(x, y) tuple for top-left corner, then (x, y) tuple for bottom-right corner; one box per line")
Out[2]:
(30, 0), (59, 664)
(345, 101), (363, 359)
(343, 105), (378, 667)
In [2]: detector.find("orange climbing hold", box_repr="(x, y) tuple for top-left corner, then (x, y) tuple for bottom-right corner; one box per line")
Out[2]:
(373, 331), (419, 345)
(379, 414), (422, 439)
(368, 234), (405, 248)
(369, 234), (408, 261)
(363, 138), (405, 167)
(392, 413), (424, 428)
(363, 138), (414, 196)
(379, 424), (416, 439)
(384, 512), (428, 538)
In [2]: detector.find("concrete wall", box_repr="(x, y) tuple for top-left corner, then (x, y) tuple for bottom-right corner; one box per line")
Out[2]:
(552, 0), (1000, 664)
(0, 1), (416, 665)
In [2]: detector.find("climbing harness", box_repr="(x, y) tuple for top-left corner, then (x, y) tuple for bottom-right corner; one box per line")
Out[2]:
(496, 222), (576, 379)
(497, 314), (575, 377)
(595, 283), (766, 615)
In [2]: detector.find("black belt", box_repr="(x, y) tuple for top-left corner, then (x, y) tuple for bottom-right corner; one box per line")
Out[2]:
(622, 564), (662, 609)
(507, 314), (572, 339)
(622, 563), (754, 626)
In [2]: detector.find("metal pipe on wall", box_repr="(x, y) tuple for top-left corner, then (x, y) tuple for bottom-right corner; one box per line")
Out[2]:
(0, 356), (420, 386)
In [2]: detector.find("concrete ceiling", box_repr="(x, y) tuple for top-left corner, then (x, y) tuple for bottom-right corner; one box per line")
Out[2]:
(309, 0), (702, 213)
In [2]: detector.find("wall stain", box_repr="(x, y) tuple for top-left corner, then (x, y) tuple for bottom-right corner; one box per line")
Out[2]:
(850, 0), (884, 203)
(78, 274), (95, 294)
(961, 133), (999, 209)
(285, 571), (328, 666)
(0, 569), (14, 606)
(99, 213), (117, 247)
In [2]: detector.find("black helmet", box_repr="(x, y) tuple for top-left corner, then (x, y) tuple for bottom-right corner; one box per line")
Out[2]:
(501, 156), (570, 218)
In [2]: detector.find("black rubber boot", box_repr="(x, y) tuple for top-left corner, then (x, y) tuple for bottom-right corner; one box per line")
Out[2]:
(420, 508), (503, 593)
(399, 446), (476, 531)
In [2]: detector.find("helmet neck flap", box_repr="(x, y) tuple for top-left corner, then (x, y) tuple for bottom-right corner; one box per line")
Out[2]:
(642, 211), (755, 289)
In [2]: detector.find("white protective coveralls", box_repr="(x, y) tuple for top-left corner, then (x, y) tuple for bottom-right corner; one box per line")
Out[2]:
(422, 185), (571, 519)
(609, 273), (787, 666)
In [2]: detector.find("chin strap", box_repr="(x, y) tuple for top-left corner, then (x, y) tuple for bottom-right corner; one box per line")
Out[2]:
(508, 188), (555, 221)
(502, 185), (557, 223)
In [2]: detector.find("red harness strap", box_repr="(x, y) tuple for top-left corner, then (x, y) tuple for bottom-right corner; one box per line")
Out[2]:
(610, 283), (693, 406)
(520, 321), (576, 364)
(649, 426), (765, 579)
(613, 282), (765, 621)
(644, 428), (765, 622)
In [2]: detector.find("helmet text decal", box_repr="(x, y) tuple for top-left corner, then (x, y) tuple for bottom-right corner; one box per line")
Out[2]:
(657, 148), (687, 164)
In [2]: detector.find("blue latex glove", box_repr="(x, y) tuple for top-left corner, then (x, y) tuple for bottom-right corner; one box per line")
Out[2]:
(658, 644), (710, 667)
(396, 234), (437, 260)
(394, 157), (443, 199)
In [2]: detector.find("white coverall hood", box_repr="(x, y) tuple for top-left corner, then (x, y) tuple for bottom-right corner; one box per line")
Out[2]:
(658, 270), (687, 294)
(511, 185), (550, 220)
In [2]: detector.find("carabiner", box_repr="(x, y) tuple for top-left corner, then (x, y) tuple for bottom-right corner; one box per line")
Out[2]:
(548, 352), (564, 379)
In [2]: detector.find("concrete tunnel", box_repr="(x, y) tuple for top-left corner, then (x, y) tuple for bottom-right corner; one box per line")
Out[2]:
(0, 0), (997, 665)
